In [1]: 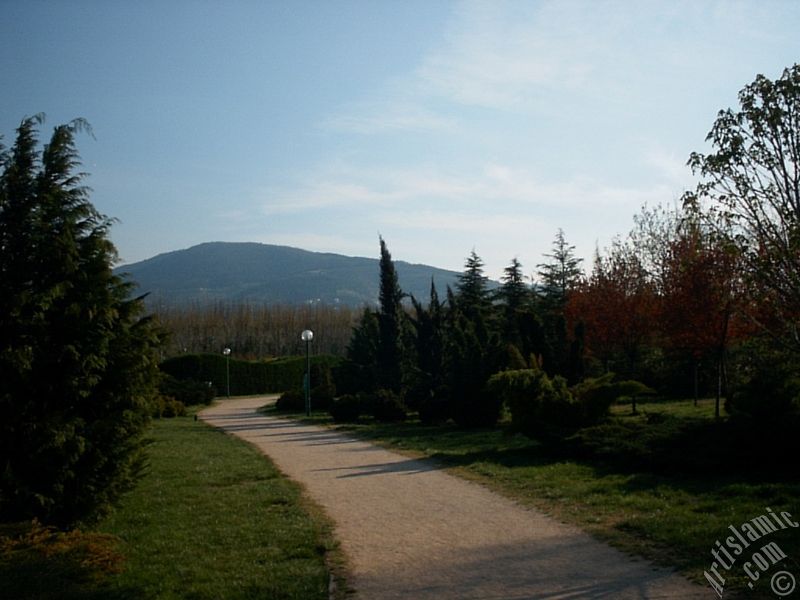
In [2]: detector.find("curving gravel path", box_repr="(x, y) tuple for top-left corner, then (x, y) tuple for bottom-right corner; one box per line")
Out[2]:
(201, 396), (708, 599)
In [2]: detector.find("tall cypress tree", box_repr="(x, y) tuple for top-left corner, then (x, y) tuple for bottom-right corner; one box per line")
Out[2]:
(376, 236), (404, 392)
(0, 117), (162, 526)
(407, 279), (446, 409)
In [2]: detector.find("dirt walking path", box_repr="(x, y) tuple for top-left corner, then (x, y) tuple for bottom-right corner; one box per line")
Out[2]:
(201, 397), (707, 599)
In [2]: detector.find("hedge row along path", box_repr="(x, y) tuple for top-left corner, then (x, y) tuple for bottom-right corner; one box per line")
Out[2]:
(201, 396), (706, 599)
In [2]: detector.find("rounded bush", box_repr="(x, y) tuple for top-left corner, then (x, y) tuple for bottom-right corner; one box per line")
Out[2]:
(151, 396), (187, 418)
(275, 389), (305, 412)
(330, 394), (362, 423)
(727, 362), (800, 420)
(418, 388), (451, 424)
(366, 389), (408, 422)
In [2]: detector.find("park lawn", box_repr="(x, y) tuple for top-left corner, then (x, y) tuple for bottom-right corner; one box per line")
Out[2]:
(95, 409), (343, 600)
(610, 396), (719, 418)
(292, 398), (799, 598)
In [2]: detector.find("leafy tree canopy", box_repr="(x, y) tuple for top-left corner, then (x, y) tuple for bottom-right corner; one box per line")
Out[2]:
(687, 64), (800, 350)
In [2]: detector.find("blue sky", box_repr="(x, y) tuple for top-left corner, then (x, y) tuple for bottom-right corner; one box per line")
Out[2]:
(3, 1), (799, 280)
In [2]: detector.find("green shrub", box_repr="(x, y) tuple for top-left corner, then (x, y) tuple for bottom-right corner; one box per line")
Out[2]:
(571, 374), (655, 422)
(727, 352), (800, 421)
(163, 398), (186, 418)
(329, 394), (363, 423)
(151, 396), (187, 419)
(536, 374), (580, 427)
(487, 367), (576, 434)
(159, 375), (216, 406)
(403, 377), (432, 411)
(417, 386), (451, 424)
(365, 389), (408, 422)
(487, 369), (543, 433)
(487, 367), (646, 435)
(275, 389), (305, 412)
(310, 363), (336, 410)
(274, 365), (335, 414)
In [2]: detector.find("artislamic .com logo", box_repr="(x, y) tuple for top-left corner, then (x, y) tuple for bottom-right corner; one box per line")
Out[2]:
(705, 507), (798, 597)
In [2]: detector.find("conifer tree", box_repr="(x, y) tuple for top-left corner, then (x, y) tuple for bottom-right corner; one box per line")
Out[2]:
(407, 280), (446, 408)
(497, 257), (530, 347)
(456, 250), (491, 320)
(537, 228), (584, 309)
(0, 116), (162, 526)
(536, 229), (584, 375)
(444, 251), (503, 425)
(376, 236), (404, 392)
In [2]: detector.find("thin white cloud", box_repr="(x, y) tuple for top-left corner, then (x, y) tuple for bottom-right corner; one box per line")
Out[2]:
(260, 180), (396, 216)
(413, 0), (597, 110)
(324, 101), (458, 135)
(328, 1), (597, 132)
(328, 0), (792, 136)
(253, 159), (691, 279)
(260, 160), (678, 221)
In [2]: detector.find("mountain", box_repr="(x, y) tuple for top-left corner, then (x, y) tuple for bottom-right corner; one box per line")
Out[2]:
(115, 242), (468, 307)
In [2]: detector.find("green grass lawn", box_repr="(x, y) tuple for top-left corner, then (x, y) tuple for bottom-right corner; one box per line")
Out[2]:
(284, 398), (799, 598)
(94, 410), (343, 600)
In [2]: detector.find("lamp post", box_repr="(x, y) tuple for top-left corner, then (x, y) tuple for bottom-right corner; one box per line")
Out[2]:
(223, 347), (231, 397)
(301, 330), (314, 416)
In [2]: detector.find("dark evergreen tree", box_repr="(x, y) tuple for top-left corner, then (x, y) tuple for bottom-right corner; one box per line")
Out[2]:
(499, 258), (528, 310)
(0, 117), (162, 526)
(444, 310), (502, 427)
(536, 228), (584, 309)
(496, 257), (531, 347)
(536, 229), (584, 376)
(443, 251), (504, 426)
(339, 307), (380, 395)
(407, 280), (447, 412)
(376, 237), (404, 393)
(455, 250), (491, 320)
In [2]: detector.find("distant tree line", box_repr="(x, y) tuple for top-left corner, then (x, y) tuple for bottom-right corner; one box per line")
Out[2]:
(154, 302), (358, 359)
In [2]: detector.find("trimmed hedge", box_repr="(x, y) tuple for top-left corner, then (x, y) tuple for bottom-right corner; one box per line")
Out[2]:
(160, 353), (342, 396)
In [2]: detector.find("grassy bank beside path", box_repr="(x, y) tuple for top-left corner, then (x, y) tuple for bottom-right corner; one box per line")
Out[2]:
(97, 409), (338, 600)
